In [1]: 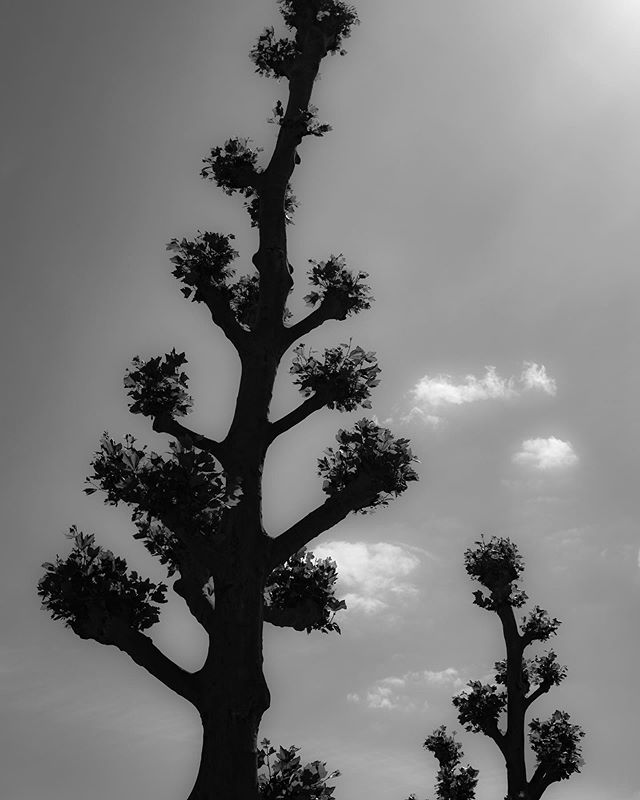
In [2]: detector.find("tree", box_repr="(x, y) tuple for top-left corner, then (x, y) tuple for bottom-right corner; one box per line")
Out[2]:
(37, 2), (418, 799)
(412, 537), (584, 800)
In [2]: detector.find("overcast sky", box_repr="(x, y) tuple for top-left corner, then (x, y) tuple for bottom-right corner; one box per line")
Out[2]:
(2, 1), (640, 798)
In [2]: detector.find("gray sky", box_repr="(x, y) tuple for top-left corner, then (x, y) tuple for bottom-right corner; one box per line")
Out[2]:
(2, 1), (640, 798)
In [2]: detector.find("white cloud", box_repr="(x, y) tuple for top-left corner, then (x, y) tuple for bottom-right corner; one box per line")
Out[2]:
(313, 541), (421, 615)
(407, 668), (465, 689)
(520, 362), (557, 395)
(513, 437), (578, 470)
(413, 366), (516, 408)
(402, 361), (556, 425)
(349, 667), (463, 713)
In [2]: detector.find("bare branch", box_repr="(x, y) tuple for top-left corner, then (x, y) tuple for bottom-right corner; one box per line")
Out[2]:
(268, 475), (377, 569)
(173, 575), (216, 633)
(198, 285), (251, 349)
(152, 412), (227, 465)
(525, 681), (553, 711)
(268, 392), (328, 443)
(281, 295), (350, 350)
(528, 762), (554, 799)
(77, 614), (198, 704)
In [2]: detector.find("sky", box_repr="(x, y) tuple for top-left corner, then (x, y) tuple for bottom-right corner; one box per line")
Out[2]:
(2, 0), (640, 798)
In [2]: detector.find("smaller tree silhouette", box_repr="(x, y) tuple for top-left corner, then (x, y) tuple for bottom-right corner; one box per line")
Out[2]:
(411, 537), (585, 800)
(258, 739), (340, 798)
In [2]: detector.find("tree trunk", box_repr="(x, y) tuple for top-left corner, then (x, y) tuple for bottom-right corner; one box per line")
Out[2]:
(187, 553), (270, 800)
(188, 696), (269, 800)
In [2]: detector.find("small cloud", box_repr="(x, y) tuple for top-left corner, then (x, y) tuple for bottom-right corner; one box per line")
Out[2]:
(365, 685), (415, 711)
(400, 362), (557, 426)
(407, 668), (465, 689)
(313, 541), (421, 615)
(520, 362), (557, 395)
(349, 667), (463, 713)
(513, 437), (578, 470)
(412, 366), (516, 409)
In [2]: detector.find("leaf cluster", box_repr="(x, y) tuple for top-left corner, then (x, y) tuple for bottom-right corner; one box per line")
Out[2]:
(258, 739), (340, 799)
(521, 605), (561, 643)
(529, 711), (585, 781)
(38, 527), (167, 636)
(452, 681), (506, 735)
(290, 341), (380, 411)
(85, 435), (238, 546)
(493, 651), (567, 693)
(124, 350), (193, 418)
(268, 102), (332, 138)
(265, 548), (346, 634)
(317, 419), (419, 513)
(167, 231), (238, 302)
(251, 27), (300, 79)
(278, 0), (359, 56)
(304, 254), (372, 317)
(201, 137), (261, 196)
(200, 139), (298, 227)
(423, 726), (478, 800)
(465, 536), (527, 609)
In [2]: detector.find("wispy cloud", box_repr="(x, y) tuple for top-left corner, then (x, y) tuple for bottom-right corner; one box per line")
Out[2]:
(400, 362), (556, 425)
(513, 437), (578, 470)
(520, 362), (557, 395)
(348, 667), (464, 712)
(312, 541), (421, 615)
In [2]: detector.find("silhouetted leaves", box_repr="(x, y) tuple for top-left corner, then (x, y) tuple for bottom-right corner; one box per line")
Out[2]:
(317, 418), (418, 512)
(167, 231), (238, 302)
(278, 0), (359, 56)
(529, 711), (585, 781)
(464, 536), (528, 609)
(124, 350), (193, 418)
(258, 738), (340, 798)
(37, 526), (167, 636)
(521, 605), (561, 643)
(265, 548), (346, 634)
(251, 27), (300, 79)
(304, 254), (372, 317)
(85, 434), (240, 550)
(423, 726), (478, 800)
(452, 682), (506, 735)
(290, 340), (380, 411)
(201, 137), (262, 195)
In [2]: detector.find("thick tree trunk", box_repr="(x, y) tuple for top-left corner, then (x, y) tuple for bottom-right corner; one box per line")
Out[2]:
(187, 544), (270, 800)
(187, 695), (269, 800)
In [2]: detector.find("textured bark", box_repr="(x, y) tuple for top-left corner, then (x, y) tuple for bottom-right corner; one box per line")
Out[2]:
(497, 603), (528, 799)
(188, 540), (270, 800)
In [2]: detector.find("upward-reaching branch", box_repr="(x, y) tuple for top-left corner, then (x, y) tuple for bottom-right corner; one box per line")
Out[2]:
(97, 616), (198, 704)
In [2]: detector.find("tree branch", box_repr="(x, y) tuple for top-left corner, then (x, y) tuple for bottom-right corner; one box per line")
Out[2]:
(173, 575), (216, 633)
(76, 613), (198, 704)
(268, 475), (377, 569)
(525, 680), (553, 710)
(268, 391), (328, 443)
(281, 294), (350, 350)
(198, 284), (250, 350)
(528, 762), (555, 800)
(152, 412), (228, 465)
(481, 720), (508, 759)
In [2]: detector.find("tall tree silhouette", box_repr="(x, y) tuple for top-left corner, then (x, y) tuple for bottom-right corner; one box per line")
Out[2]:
(37, 2), (418, 798)
(409, 537), (584, 800)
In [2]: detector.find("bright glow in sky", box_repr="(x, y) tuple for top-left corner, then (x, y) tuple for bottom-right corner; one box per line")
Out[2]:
(3, 1), (640, 799)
